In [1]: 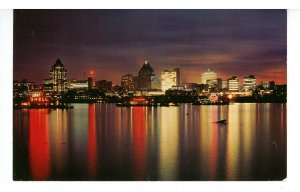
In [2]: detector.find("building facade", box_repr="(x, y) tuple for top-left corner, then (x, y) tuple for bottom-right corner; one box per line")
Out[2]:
(44, 58), (68, 95)
(138, 60), (155, 90)
(161, 68), (180, 92)
(121, 74), (135, 91)
(207, 78), (222, 92)
(222, 80), (228, 90)
(68, 79), (88, 90)
(88, 70), (95, 90)
(96, 80), (112, 92)
(243, 75), (256, 91)
(227, 76), (240, 91)
(201, 69), (217, 84)
(151, 76), (161, 90)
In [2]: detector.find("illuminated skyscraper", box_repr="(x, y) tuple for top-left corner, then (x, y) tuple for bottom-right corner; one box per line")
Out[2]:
(207, 78), (222, 92)
(138, 60), (155, 90)
(44, 58), (67, 95)
(121, 74), (135, 91)
(227, 76), (240, 91)
(201, 69), (217, 84)
(161, 68), (180, 92)
(222, 80), (228, 90)
(243, 75), (256, 91)
(151, 76), (161, 90)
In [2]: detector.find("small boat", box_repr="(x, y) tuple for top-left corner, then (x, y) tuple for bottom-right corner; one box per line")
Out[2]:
(216, 119), (226, 124)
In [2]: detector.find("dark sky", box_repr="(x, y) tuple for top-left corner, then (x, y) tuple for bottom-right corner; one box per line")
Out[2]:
(13, 9), (287, 84)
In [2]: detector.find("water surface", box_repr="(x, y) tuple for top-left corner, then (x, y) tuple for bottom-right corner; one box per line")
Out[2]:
(13, 103), (286, 181)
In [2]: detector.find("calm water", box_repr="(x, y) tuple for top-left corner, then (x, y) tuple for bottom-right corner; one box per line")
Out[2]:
(13, 103), (286, 181)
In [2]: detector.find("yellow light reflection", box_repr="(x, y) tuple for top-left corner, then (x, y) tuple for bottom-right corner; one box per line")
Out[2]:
(48, 109), (68, 175)
(199, 106), (211, 178)
(159, 107), (179, 180)
(240, 103), (256, 178)
(226, 104), (240, 180)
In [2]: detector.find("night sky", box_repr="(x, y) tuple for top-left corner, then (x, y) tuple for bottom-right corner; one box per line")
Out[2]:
(13, 9), (287, 85)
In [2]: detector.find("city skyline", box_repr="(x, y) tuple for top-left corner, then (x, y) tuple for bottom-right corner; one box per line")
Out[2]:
(14, 10), (287, 84)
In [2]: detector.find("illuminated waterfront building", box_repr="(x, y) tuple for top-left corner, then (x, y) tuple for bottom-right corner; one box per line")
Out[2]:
(161, 68), (180, 92)
(138, 60), (155, 90)
(121, 74), (135, 91)
(222, 80), (228, 90)
(243, 75), (256, 91)
(207, 78), (222, 92)
(151, 76), (161, 90)
(261, 81), (275, 90)
(227, 76), (240, 91)
(201, 69), (217, 84)
(96, 80), (112, 92)
(43, 58), (67, 94)
(88, 70), (95, 90)
(181, 83), (198, 91)
(13, 79), (36, 98)
(68, 79), (88, 90)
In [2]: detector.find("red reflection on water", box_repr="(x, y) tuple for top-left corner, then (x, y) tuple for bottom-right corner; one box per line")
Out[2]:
(29, 109), (50, 180)
(209, 107), (218, 180)
(132, 107), (146, 180)
(88, 104), (97, 179)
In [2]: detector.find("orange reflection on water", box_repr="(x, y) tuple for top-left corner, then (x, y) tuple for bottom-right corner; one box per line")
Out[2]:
(29, 109), (50, 180)
(88, 104), (98, 179)
(132, 107), (146, 180)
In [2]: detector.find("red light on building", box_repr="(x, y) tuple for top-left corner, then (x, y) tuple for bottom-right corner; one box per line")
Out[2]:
(209, 94), (218, 102)
(30, 96), (50, 105)
(89, 70), (95, 78)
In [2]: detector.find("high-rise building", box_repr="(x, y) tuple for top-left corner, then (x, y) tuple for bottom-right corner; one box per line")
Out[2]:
(151, 76), (161, 90)
(96, 80), (112, 92)
(222, 80), (228, 90)
(201, 69), (217, 84)
(43, 58), (67, 94)
(207, 78), (222, 92)
(138, 60), (155, 90)
(161, 68), (180, 92)
(243, 75), (256, 91)
(88, 70), (95, 90)
(227, 76), (240, 91)
(121, 74), (135, 91)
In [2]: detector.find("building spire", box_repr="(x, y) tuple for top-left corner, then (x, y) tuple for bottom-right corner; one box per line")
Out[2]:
(56, 57), (62, 65)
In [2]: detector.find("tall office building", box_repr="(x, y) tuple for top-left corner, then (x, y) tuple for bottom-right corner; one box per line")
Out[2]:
(222, 80), (228, 90)
(121, 74), (135, 91)
(227, 76), (240, 91)
(243, 75), (256, 91)
(44, 58), (67, 94)
(96, 80), (112, 92)
(161, 68), (180, 92)
(88, 70), (95, 90)
(138, 60), (155, 90)
(151, 76), (161, 90)
(201, 69), (217, 84)
(207, 78), (222, 92)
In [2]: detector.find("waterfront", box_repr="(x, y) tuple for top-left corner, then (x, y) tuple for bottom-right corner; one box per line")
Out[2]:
(13, 103), (286, 181)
